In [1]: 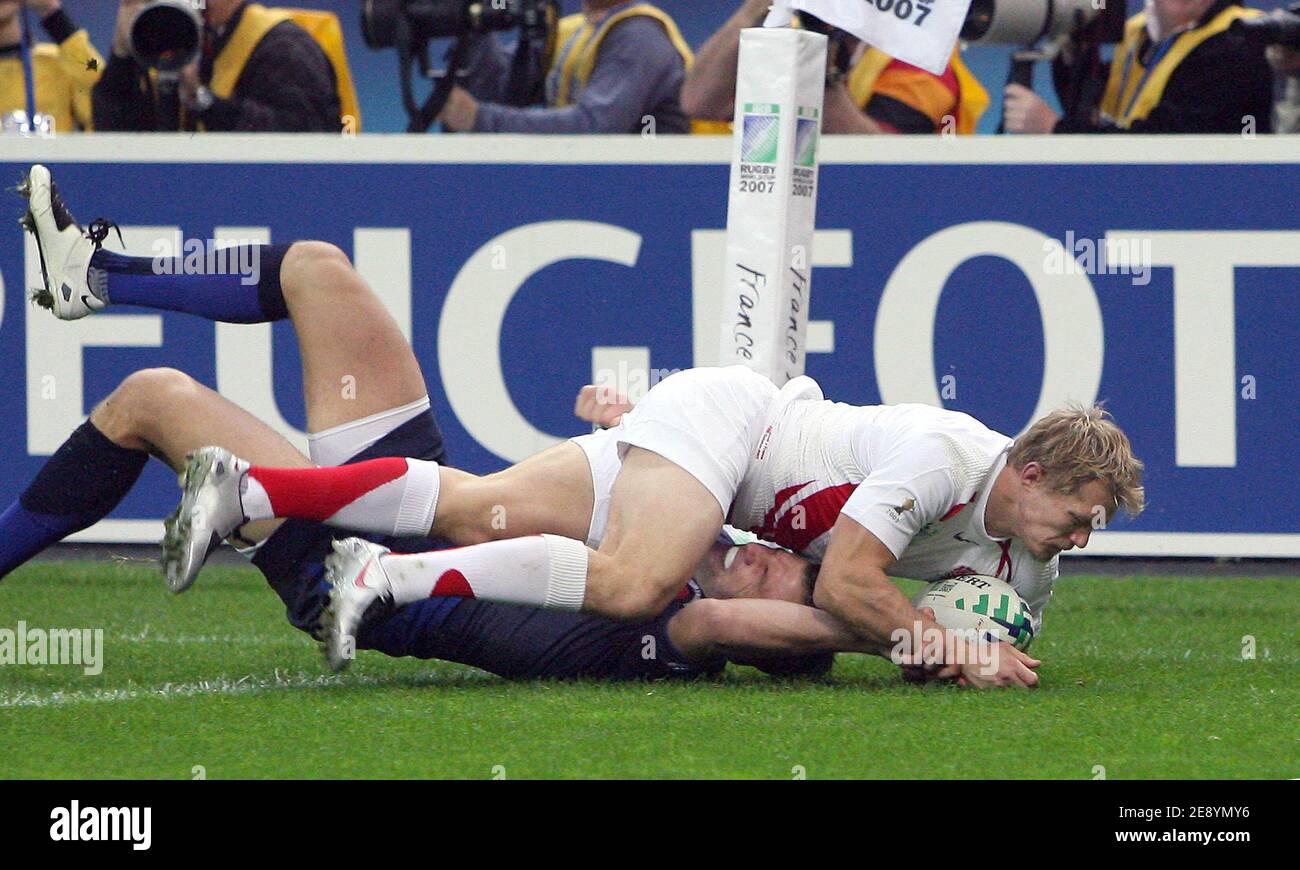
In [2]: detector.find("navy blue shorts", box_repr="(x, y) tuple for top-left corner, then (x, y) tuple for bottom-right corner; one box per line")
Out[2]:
(250, 408), (723, 681)
(251, 408), (449, 638)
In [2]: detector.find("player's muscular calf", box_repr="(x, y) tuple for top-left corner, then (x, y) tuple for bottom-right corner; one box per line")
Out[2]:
(432, 443), (596, 545)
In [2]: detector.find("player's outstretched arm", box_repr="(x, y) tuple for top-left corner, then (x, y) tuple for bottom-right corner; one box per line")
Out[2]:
(815, 515), (1041, 689)
(814, 514), (930, 645)
(666, 597), (891, 663)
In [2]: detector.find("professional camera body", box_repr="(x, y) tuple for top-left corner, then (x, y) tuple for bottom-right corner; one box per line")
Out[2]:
(362, 0), (555, 48)
(1230, 3), (1300, 49)
(362, 0), (559, 133)
(799, 14), (865, 85)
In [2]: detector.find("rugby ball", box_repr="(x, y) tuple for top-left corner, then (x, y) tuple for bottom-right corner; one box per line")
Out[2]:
(911, 574), (1036, 651)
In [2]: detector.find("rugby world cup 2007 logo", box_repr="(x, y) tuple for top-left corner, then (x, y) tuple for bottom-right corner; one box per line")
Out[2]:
(741, 103), (780, 164)
(795, 106), (819, 168)
(791, 106), (819, 200)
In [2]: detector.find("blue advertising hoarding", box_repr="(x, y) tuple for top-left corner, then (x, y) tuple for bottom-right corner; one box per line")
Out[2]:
(0, 134), (1297, 556)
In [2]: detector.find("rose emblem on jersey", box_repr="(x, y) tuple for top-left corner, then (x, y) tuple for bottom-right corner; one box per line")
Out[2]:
(885, 497), (916, 523)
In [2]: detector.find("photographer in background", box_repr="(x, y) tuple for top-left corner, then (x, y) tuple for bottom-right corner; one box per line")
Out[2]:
(437, 0), (691, 133)
(0, 0), (103, 132)
(1004, 0), (1274, 133)
(1262, 6), (1300, 132)
(684, 0), (989, 135)
(94, 0), (341, 132)
(1268, 44), (1300, 132)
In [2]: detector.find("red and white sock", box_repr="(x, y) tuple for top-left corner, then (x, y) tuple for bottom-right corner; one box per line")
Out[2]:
(239, 457), (441, 537)
(377, 535), (589, 611)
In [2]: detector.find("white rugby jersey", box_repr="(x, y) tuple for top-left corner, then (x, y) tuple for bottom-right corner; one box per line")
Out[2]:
(729, 377), (1057, 628)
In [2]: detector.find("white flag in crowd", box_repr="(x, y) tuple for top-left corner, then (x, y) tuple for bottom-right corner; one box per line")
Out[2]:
(764, 0), (973, 75)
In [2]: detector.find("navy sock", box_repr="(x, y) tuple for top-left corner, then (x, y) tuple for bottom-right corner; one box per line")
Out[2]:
(89, 242), (292, 323)
(358, 597), (462, 658)
(0, 421), (149, 578)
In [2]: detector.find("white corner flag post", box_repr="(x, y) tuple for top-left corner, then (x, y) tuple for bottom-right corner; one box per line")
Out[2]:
(717, 24), (827, 386)
(715, 1), (972, 383)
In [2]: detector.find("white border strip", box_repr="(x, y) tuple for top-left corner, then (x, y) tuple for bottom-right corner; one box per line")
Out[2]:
(1, 133), (1298, 165)
(1065, 532), (1300, 559)
(66, 521), (1300, 558)
(67, 520), (163, 545)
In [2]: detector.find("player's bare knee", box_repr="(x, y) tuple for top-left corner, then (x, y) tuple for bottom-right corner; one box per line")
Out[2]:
(94, 368), (195, 445)
(114, 366), (196, 411)
(282, 241), (356, 298)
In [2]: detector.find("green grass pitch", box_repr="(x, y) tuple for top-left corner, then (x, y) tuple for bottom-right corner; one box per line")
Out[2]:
(0, 561), (1294, 779)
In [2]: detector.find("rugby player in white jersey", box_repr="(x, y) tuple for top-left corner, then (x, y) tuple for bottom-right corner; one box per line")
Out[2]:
(13, 164), (900, 682)
(167, 358), (1144, 688)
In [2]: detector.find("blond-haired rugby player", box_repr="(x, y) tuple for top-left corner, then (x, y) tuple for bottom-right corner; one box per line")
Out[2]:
(178, 366), (1142, 690)
(24, 163), (1144, 689)
(11, 163), (890, 684)
(165, 312), (1142, 688)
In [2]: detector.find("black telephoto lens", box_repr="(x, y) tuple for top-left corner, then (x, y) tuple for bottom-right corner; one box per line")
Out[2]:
(1229, 12), (1300, 49)
(130, 2), (201, 72)
(362, 0), (403, 49)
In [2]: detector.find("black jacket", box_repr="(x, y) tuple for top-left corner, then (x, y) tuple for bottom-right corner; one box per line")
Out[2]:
(1054, 0), (1273, 134)
(92, 3), (340, 132)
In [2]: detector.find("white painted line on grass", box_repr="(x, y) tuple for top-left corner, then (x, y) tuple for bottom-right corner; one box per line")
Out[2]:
(0, 669), (478, 709)
(116, 630), (300, 646)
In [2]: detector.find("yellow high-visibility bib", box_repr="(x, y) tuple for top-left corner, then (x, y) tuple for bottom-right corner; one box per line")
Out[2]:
(1100, 6), (1259, 128)
(198, 4), (359, 131)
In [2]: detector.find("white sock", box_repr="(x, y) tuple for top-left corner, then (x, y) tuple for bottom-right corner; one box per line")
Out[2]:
(238, 458), (441, 537)
(380, 534), (589, 611)
(240, 474), (273, 522)
(331, 459), (440, 537)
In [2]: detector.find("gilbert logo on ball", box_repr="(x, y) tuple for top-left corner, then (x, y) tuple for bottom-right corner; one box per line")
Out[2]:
(913, 574), (1036, 651)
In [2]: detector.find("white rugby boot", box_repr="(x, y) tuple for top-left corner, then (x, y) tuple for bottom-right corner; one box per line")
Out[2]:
(320, 538), (395, 674)
(161, 447), (252, 594)
(17, 164), (115, 320)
